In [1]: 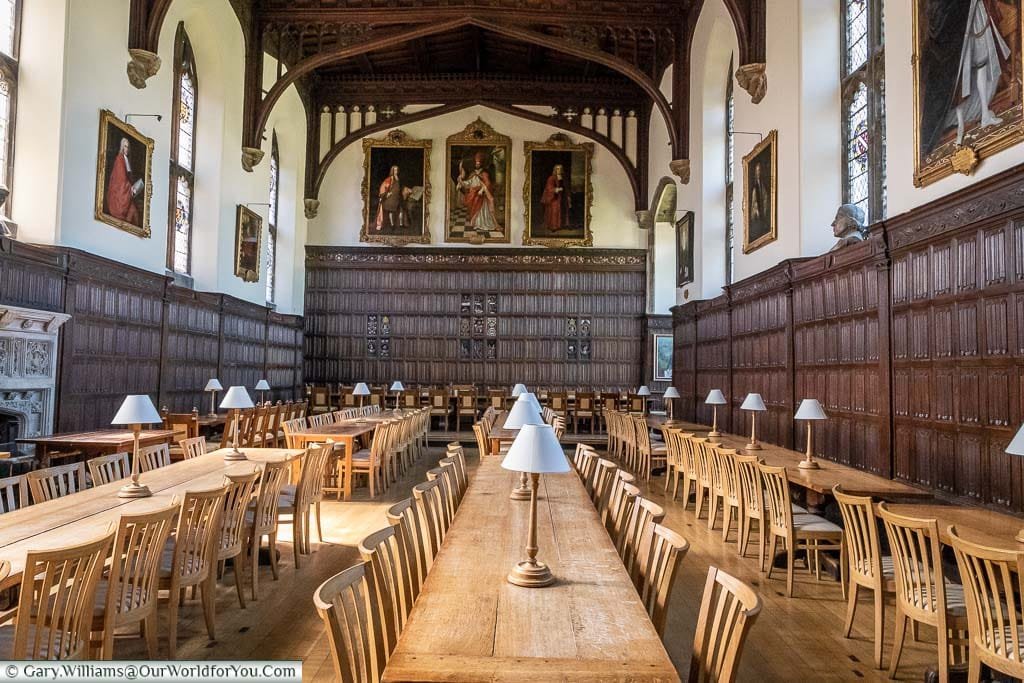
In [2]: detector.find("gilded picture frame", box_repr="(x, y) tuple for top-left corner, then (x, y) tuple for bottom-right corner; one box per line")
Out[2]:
(912, 0), (1024, 187)
(94, 109), (154, 238)
(742, 129), (778, 254)
(676, 210), (695, 287)
(523, 133), (594, 248)
(234, 205), (262, 283)
(445, 119), (512, 244)
(361, 129), (432, 246)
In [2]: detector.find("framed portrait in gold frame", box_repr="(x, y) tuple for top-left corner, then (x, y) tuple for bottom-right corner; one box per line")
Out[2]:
(912, 0), (1024, 187)
(234, 204), (262, 283)
(94, 109), (154, 238)
(742, 129), (777, 254)
(523, 133), (594, 248)
(361, 129), (432, 246)
(445, 119), (511, 244)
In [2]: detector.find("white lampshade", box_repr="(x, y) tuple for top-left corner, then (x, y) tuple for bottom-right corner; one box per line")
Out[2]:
(1007, 424), (1024, 456)
(740, 393), (767, 411)
(254, 379), (270, 391)
(220, 386), (255, 410)
(505, 397), (545, 429)
(795, 398), (828, 421)
(663, 387), (680, 399)
(521, 392), (543, 414)
(705, 389), (727, 405)
(637, 386), (651, 396)
(204, 379), (223, 392)
(111, 395), (162, 425)
(501, 424), (571, 474)
(390, 381), (405, 391)
(353, 382), (370, 396)
(511, 383), (527, 397)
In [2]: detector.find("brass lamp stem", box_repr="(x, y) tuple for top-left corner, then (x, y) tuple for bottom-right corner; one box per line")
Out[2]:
(798, 422), (819, 469)
(507, 472), (554, 587)
(746, 412), (762, 450)
(709, 405), (721, 438)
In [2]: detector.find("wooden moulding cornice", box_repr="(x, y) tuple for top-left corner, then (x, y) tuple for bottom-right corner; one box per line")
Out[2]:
(694, 293), (730, 314)
(63, 249), (171, 293)
(305, 245), (647, 273)
(645, 314), (673, 331)
(165, 283), (222, 307)
(220, 293), (270, 320)
(725, 259), (800, 303)
(670, 302), (699, 323)
(269, 311), (303, 328)
(0, 236), (67, 271)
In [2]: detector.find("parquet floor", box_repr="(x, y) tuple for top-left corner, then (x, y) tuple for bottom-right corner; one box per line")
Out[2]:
(112, 439), (939, 682)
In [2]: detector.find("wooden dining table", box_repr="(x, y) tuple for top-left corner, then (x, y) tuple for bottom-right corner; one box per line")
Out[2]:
(648, 415), (930, 504)
(0, 447), (304, 590)
(17, 429), (177, 468)
(881, 502), (1024, 549)
(486, 411), (517, 456)
(382, 454), (680, 682)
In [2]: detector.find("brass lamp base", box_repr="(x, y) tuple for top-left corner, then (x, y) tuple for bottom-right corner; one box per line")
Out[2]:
(510, 484), (532, 500)
(223, 449), (248, 462)
(745, 442), (762, 451)
(117, 482), (152, 498)
(798, 458), (820, 470)
(708, 430), (722, 438)
(507, 560), (555, 588)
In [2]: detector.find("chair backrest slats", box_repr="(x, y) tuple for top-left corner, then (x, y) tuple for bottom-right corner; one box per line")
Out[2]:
(87, 452), (131, 487)
(313, 562), (387, 683)
(27, 462), (87, 504)
(688, 566), (762, 683)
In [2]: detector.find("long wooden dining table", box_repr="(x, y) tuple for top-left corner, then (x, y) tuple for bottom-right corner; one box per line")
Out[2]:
(0, 447), (304, 590)
(382, 454), (680, 682)
(17, 429), (177, 468)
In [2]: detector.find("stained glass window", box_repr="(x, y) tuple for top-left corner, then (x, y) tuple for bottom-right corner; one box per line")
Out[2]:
(725, 56), (735, 286)
(0, 0), (20, 213)
(266, 133), (279, 304)
(167, 24), (197, 275)
(841, 0), (885, 223)
(0, 0), (16, 58)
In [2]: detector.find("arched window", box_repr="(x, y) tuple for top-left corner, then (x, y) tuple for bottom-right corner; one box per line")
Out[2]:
(841, 0), (885, 223)
(266, 132), (279, 305)
(725, 55), (735, 286)
(0, 0), (22, 215)
(167, 23), (197, 275)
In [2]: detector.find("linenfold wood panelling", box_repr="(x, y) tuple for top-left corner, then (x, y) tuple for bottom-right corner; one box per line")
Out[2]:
(672, 164), (1024, 512)
(0, 238), (303, 432)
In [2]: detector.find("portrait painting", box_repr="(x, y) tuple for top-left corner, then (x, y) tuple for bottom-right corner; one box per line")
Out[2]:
(654, 334), (673, 382)
(524, 133), (594, 247)
(94, 109), (153, 238)
(445, 119), (511, 244)
(234, 205), (262, 283)
(676, 210), (695, 287)
(913, 0), (1023, 186)
(361, 129), (431, 245)
(742, 129), (777, 254)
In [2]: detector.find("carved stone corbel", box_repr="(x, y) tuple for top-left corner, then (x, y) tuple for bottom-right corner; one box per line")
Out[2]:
(736, 63), (767, 104)
(126, 49), (161, 89)
(669, 159), (690, 184)
(304, 199), (320, 220)
(241, 147), (265, 172)
(635, 210), (653, 230)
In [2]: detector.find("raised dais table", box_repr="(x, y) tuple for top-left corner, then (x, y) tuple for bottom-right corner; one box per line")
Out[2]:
(382, 454), (680, 682)
(17, 429), (177, 468)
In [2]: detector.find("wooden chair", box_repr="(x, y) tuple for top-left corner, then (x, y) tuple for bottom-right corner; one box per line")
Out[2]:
(759, 463), (844, 597)
(948, 526), (1024, 682)
(27, 461), (87, 504)
(92, 505), (176, 659)
(359, 526), (410, 655)
(443, 448), (469, 497)
(833, 486), (895, 669)
(310, 386), (331, 414)
(486, 389), (506, 411)
(313, 562), (387, 683)
(0, 474), (28, 512)
(604, 470), (636, 532)
(425, 467), (458, 529)
(574, 392), (597, 433)
(691, 438), (714, 520)
(163, 411), (199, 458)
(87, 452), (130, 486)
(455, 393), (477, 431)
(734, 454), (767, 569)
(247, 458), (292, 601)
(577, 449), (598, 495)
(429, 391), (451, 432)
(599, 394), (618, 433)
(618, 494), (666, 583)
(159, 484), (228, 659)
(217, 469), (262, 609)
(633, 417), (666, 482)
(704, 443), (728, 531)
(687, 566), (762, 683)
(590, 458), (618, 512)
(627, 394), (646, 415)
(637, 523), (689, 637)
(878, 503), (968, 682)
(412, 479), (448, 560)
(279, 444), (333, 568)
(179, 436), (207, 459)
(386, 498), (431, 602)
(138, 443), (171, 473)
(439, 457), (466, 504)
(718, 447), (744, 546)
(1, 532), (113, 660)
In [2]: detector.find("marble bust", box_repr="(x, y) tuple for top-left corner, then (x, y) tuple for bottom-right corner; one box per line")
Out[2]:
(830, 203), (867, 251)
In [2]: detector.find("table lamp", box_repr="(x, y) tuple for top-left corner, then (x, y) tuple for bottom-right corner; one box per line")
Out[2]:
(705, 389), (727, 437)
(521, 392), (543, 416)
(637, 385), (651, 415)
(254, 379), (270, 404)
(221, 385), (255, 461)
(353, 382), (370, 409)
(740, 393), (767, 450)
(795, 398), (828, 469)
(663, 386), (680, 419)
(512, 383), (527, 398)
(501, 423), (571, 587)
(204, 378), (223, 417)
(1007, 425), (1024, 542)
(505, 395), (545, 500)
(390, 381), (405, 410)
(111, 394), (162, 498)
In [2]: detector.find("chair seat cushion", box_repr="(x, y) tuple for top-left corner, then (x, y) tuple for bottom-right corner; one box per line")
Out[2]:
(792, 513), (842, 534)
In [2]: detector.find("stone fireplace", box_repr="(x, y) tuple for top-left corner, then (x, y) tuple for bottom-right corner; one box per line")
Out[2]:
(0, 305), (71, 452)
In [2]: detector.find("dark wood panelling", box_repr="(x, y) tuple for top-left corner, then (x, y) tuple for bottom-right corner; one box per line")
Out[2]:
(693, 294), (732, 432)
(0, 237), (303, 432)
(304, 246), (647, 390)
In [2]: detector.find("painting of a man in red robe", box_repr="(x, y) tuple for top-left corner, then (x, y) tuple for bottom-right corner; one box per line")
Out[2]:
(540, 164), (571, 232)
(446, 141), (508, 242)
(527, 147), (590, 242)
(96, 111), (152, 236)
(105, 137), (144, 226)
(455, 152), (498, 232)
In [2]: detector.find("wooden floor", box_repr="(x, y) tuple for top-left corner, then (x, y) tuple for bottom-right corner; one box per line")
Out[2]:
(109, 437), (939, 681)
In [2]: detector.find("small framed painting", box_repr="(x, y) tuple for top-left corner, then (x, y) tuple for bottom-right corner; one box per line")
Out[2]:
(361, 129), (431, 245)
(742, 129), (778, 254)
(234, 205), (262, 283)
(94, 110), (154, 238)
(523, 133), (594, 247)
(676, 210), (695, 287)
(654, 334), (673, 381)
